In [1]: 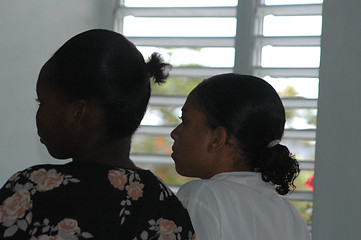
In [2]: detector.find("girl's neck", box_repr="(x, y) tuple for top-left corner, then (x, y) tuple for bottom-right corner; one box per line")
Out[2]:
(72, 137), (138, 169)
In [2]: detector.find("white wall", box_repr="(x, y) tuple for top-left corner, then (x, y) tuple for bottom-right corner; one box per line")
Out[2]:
(0, 0), (117, 185)
(312, 0), (361, 239)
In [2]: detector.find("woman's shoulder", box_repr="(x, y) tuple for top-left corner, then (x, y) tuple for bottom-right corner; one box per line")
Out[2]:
(3, 163), (69, 184)
(179, 179), (209, 190)
(138, 170), (177, 198)
(178, 173), (239, 193)
(1, 163), (82, 196)
(176, 179), (222, 221)
(176, 172), (265, 201)
(107, 166), (165, 186)
(177, 178), (218, 199)
(12, 163), (66, 173)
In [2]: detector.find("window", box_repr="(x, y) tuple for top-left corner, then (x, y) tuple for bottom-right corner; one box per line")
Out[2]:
(251, 0), (322, 225)
(115, 0), (323, 226)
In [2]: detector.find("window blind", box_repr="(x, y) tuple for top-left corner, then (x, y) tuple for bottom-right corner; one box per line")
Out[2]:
(114, 0), (323, 226)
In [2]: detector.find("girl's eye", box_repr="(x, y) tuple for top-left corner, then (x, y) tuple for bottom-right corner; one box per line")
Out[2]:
(35, 98), (41, 105)
(178, 116), (185, 124)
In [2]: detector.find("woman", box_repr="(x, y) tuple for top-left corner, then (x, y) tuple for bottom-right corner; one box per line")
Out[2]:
(171, 73), (311, 240)
(0, 29), (195, 239)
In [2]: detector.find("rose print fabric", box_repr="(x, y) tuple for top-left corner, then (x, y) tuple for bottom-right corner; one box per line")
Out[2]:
(0, 162), (195, 239)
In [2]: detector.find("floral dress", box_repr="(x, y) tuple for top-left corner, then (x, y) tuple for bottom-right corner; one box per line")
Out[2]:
(0, 162), (196, 240)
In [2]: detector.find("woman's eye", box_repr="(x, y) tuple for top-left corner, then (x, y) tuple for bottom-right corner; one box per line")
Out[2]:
(178, 116), (185, 125)
(35, 98), (41, 105)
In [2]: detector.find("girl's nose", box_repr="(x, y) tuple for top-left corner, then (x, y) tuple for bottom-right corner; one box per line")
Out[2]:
(170, 125), (179, 140)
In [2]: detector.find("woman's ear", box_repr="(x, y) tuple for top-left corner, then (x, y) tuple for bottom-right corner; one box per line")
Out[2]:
(71, 100), (87, 127)
(208, 126), (228, 153)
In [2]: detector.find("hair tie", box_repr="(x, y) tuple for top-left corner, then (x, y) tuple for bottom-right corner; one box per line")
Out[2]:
(267, 139), (280, 148)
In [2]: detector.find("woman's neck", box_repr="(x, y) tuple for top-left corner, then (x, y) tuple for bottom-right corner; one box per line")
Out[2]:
(72, 137), (138, 169)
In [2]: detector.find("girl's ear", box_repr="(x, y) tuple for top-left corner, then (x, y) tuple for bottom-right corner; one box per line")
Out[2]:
(71, 100), (87, 127)
(208, 126), (228, 153)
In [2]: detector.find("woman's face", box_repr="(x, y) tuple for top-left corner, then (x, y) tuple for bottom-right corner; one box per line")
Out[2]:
(170, 92), (216, 179)
(36, 68), (76, 159)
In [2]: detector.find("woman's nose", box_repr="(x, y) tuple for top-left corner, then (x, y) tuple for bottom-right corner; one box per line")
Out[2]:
(170, 125), (179, 140)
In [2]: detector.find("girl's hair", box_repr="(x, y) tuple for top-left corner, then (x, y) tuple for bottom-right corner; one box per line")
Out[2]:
(41, 29), (171, 140)
(192, 73), (300, 195)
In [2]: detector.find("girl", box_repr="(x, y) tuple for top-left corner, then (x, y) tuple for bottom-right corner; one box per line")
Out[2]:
(0, 29), (195, 240)
(171, 73), (310, 240)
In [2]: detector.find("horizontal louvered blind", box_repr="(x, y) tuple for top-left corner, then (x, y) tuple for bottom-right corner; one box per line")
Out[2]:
(115, 0), (322, 226)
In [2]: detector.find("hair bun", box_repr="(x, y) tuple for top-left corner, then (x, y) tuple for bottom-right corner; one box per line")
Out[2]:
(146, 52), (172, 84)
(259, 144), (299, 195)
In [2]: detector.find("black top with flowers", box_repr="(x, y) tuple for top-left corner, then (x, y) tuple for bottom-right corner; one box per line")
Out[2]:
(0, 162), (195, 239)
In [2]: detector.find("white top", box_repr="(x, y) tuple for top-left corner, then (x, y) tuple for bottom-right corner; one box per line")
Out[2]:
(177, 172), (311, 240)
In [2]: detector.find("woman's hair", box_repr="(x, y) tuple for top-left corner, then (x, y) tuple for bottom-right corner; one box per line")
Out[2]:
(41, 29), (171, 140)
(192, 73), (300, 195)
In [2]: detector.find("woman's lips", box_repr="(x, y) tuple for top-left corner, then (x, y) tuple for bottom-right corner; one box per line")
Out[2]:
(37, 132), (44, 143)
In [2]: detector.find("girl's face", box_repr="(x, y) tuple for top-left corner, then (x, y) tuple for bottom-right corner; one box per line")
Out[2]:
(170, 92), (216, 179)
(35, 68), (76, 159)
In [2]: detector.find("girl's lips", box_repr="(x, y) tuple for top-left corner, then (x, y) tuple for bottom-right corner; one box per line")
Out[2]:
(38, 134), (44, 143)
(37, 131), (43, 143)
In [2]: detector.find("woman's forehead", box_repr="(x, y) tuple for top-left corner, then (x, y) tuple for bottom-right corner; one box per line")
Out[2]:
(182, 92), (198, 112)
